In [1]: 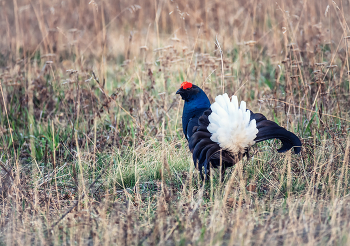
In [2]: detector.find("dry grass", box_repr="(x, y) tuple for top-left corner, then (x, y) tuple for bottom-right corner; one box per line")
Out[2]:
(1, 0), (350, 245)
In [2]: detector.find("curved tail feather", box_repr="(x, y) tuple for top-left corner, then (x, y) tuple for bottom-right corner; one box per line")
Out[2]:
(251, 112), (302, 154)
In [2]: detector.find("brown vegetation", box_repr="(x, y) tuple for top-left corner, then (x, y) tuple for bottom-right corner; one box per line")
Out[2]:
(0, 0), (350, 244)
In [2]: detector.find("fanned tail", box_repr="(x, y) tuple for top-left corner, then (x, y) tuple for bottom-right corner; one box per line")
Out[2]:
(207, 94), (258, 154)
(250, 112), (302, 154)
(188, 106), (302, 181)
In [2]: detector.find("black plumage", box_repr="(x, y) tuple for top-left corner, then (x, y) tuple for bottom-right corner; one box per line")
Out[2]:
(188, 108), (301, 180)
(177, 82), (302, 181)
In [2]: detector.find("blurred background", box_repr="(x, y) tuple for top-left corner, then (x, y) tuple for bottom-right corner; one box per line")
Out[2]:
(1, 0), (349, 129)
(1, 0), (347, 65)
(1, 0), (350, 244)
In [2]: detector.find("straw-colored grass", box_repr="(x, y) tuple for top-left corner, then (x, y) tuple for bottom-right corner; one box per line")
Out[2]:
(1, 0), (350, 244)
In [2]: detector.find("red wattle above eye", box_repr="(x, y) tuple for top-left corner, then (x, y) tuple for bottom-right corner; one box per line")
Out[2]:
(181, 81), (192, 89)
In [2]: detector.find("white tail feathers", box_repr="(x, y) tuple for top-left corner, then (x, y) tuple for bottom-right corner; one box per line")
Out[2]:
(207, 94), (258, 154)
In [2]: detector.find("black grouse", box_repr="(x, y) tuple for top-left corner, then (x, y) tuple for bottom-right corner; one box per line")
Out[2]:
(176, 81), (302, 180)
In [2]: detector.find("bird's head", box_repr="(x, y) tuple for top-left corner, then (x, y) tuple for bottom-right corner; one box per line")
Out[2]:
(176, 81), (202, 101)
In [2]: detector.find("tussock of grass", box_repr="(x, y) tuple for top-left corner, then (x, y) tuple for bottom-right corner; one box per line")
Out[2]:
(1, 0), (350, 244)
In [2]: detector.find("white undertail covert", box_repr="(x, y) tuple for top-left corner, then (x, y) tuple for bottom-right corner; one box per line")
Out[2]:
(207, 94), (259, 154)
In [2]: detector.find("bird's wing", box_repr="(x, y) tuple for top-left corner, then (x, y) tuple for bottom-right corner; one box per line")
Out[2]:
(186, 116), (200, 140)
(184, 108), (210, 140)
(188, 109), (240, 178)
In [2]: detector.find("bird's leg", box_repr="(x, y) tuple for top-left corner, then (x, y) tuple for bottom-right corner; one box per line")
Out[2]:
(203, 160), (209, 180)
(201, 162), (212, 184)
(245, 149), (250, 160)
(206, 168), (211, 181)
(200, 172), (204, 181)
(196, 161), (204, 181)
(200, 160), (208, 183)
(220, 166), (226, 182)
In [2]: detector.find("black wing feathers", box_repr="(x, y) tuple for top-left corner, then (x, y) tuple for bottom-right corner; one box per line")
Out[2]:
(188, 131), (211, 151)
(186, 116), (200, 140)
(188, 109), (240, 178)
(193, 138), (214, 163)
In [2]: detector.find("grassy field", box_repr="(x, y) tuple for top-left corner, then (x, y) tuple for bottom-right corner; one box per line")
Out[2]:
(1, 0), (350, 245)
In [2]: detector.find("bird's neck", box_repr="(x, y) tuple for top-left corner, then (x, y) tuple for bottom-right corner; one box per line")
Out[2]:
(183, 91), (210, 114)
(182, 92), (211, 132)
(183, 99), (210, 114)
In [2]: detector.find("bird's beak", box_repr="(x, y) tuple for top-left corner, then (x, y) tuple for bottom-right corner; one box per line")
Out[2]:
(176, 88), (183, 94)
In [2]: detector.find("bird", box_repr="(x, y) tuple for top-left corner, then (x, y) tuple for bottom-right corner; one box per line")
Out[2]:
(176, 81), (302, 181)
